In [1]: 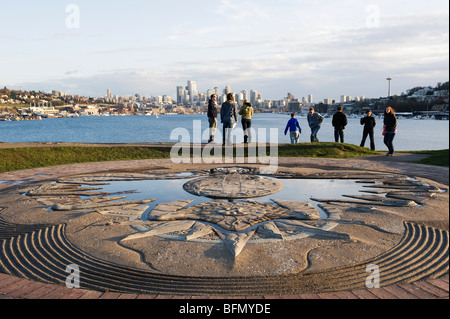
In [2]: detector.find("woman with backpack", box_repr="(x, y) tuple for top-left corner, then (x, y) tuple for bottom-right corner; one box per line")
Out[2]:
(239, 100), (254, 143)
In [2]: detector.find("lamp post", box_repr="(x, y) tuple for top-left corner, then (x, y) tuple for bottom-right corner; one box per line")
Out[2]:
(386, 77), (392, 97)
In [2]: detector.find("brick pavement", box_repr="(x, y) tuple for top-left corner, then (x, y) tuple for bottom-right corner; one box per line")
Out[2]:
(0, 273), (448, 299)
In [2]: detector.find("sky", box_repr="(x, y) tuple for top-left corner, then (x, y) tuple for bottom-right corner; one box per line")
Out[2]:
(1, 0), (448, 102)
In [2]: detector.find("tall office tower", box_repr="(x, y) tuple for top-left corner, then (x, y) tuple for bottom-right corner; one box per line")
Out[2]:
(224, 85), (231, 95)
(250, 90), (257, 105)
(206, 89), (215, 99)
(287, 93), (294, 102)
(235, 91), (243, 104)
(340, 95), (346, 103)
(184, 92), (190, 104)
(302, 97), (307, 104)
(240, 90), (248, 101)
(176, 86), (183, 104)
(308, 94), (313, 104)
(187, 81), (198, 101)
(107, 89), (112, 101)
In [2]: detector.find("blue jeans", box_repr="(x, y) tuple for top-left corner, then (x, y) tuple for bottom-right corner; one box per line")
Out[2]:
(310, 126), (320, 142)
(384, 132), (396, 154)
(334, 129), (344, 143)
(222, 119), (233, 144)
(290, 131), (299, 144)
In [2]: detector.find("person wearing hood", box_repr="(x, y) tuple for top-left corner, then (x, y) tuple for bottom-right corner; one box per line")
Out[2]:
(239, 100), (254, 143)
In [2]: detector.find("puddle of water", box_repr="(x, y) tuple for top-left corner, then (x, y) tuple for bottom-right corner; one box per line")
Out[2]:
(0, 180), (26, 185)
(97, 177), (366, 219)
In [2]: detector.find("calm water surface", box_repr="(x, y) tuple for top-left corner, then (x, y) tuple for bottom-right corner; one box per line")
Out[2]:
(98, 177), (365, 219)
(0, 113), (448, 151)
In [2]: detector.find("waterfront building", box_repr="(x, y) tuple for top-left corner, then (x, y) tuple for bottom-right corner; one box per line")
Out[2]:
(176, 86), (184, 104)
(224, 85), (232, 95)
(187, 81), (198, 102)
(287, 93), (294, 102)
(241, 90), (248, 101)
(288, 100), (301, 112)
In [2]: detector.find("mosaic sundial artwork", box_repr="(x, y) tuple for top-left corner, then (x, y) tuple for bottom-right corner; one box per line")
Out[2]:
(22, 167), (442, 260)
(0, 164), (448, 295)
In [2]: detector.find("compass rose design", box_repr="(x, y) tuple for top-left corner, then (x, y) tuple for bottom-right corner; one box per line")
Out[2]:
(27, 167), (437, 261)
(120, 171), (349, 258)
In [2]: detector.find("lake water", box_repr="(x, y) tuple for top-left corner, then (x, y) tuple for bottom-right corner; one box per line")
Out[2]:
(0, 113), (448, 151)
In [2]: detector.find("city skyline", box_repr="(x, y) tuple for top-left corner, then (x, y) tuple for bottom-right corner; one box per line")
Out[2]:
(1, 1), (448, 102)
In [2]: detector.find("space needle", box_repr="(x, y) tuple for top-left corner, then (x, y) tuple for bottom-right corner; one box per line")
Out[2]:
(386, 77), (392, 97)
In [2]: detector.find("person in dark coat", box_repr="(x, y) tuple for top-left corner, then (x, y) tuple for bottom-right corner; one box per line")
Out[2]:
(207, 94), (218, 143)
(220, 93), (238, 146)
(332, 106), (348, 143)
(383, 106), (398, 156)
(360, 110), (376, 150)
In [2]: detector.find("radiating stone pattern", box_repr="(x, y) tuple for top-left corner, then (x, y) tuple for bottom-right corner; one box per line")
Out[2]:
(23, 169), (444, 258)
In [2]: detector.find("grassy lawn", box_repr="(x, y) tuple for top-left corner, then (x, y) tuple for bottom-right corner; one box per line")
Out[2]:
(412, 149), (449, 167)
(277, 142), (378, 158)
(0, 146), (172, 173)
(1, 143), (447, 173)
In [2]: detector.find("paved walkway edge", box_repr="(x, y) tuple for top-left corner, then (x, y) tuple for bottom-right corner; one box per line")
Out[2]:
(0, 272), (448, 300)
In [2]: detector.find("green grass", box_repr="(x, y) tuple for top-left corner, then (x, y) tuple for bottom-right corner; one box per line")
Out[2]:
(0, 143), (380, 173)
(0, 146), (172, 173)
(1, 144), (447, 174)
(412, 149), (449, 167)
(277, 142), (378, 158)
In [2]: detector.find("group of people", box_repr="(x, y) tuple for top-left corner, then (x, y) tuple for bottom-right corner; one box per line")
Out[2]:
(208, 93), (254, 146)
(207, 93), (398, 156)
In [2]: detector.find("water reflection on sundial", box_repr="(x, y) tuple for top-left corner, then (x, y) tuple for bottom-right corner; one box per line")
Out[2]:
(29, 168), (436, 259)
(98, 176), (364, 220)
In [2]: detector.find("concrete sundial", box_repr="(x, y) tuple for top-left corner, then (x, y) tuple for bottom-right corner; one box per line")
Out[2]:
(24, 166), (439, 260)
(121, 198), (344, 257)
(104, 168), (348, 257)
(1, 162), (448, 295)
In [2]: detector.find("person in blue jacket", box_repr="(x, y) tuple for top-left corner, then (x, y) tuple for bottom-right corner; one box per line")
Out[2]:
(284, 113), (302, 144)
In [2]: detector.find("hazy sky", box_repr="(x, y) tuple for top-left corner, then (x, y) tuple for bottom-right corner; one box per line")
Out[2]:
(1, 0), (448, 101)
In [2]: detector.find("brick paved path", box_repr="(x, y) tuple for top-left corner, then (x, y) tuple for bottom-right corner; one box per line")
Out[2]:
(0, 152), (448, 300)
(0, 272), (448, 299)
